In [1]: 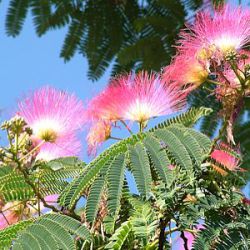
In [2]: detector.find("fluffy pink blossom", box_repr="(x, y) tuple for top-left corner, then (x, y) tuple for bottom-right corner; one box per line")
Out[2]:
(86, 72), (186, 124)
(86, 120), (111, 155)
(17, 86), (84, 161)
(0, 195), (59, 229)
(84, 71), (186, 153)
(211, 143), (241, 172)
(178, 4), (250, 59)
(162, 49), (209, 90)
(0, 201), (19, 230)
(111, 72), (187, 123)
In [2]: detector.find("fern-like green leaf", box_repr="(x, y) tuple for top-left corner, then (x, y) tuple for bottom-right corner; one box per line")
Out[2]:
(12, 214), (91, 249)
(85, 158), (114, 225)
(129, 142), (152, 197)
(150, 107), (212, 131)
(105, 221), (133, 250)
(143, 134), (172, 184)
(154, 127), (193, 169)
(5, 0), (30, 37)
(130, 199), (158, 245)
(60, 15), (85, 61)
(0, 220), (33, 249)
(167, 126), (204, 166)
(85, 172), (107, 224)
(107, 154), (126, 216)
(30, 0), (51, 36)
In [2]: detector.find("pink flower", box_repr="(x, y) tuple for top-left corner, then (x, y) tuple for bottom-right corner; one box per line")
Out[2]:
(0, 210), (19, 230)
(86, 120), (111, 155)
(162, 50), (209, 90)
(0, 201), (22, 230)
(86, 72), (186, 124)
(178, 4), (250, 59)
(211, 143), (242, 172)
(84, 71), (186, 153)
(216, 51), (250, 100)
(17, 86), (85, 161)
(242, 197), (250, 205)
(110, 71), (187, 123)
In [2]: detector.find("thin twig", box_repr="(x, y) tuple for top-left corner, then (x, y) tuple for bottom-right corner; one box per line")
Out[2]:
(19, 140), (45, 162)
(109, 136), (122, 141)
(120, 120), (133, 135)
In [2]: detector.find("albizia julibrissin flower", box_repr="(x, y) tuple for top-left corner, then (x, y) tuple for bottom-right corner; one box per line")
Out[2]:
(84, 71), (187, 153)
(178, 4), (250, 59)
(210, 143), (244, 175)
(216, 51), (250, 101)
(86, 120), (111, 155)
(17, 86), (85, 161)
(162, 50), (209, 90)
(109, 71), (187, 123)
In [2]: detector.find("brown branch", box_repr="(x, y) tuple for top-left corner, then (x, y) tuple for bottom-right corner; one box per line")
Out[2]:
(158, 218), (167, 250)
(16, 161), (81, 221)
(180, 231), (189, 250)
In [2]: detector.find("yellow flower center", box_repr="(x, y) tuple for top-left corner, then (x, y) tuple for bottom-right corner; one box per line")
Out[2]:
(186, 64), (209, 86)
(127, 99), (152, 123)
(37, 129), (58, 143)
(213, 36), (239, 54)
(32, 119), (60, 143)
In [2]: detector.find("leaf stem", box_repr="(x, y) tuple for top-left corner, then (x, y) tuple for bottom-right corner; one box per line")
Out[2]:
(19, 140), (45, 162)
(206, 79), (223, 86)
(109, 136), (122, 141)
(120, 120), (133, 135)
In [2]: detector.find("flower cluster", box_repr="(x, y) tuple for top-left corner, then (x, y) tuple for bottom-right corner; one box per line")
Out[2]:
(163, 4), (250, 144)
(210, 143), (243, 175)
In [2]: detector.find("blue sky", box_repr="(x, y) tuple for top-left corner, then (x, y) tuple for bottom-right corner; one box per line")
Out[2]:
(0, 1), (110, 117)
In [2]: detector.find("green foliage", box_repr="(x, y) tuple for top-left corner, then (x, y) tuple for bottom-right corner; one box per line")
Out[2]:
(0, 220), (33, 249)
(129, 199), (158, 245)
(10, 214), (91, 249)
(104, 221), (133, 250)
(107, 154), (126, 217)
(129, 142), (152, 197)
(0, 157), (83, 203)
(193, 213), (250, 250)
(5, 0), (30, 37)
(104, 197), (159, 249)
(1, 106), (250, 249)
(59, 108), (212, 227)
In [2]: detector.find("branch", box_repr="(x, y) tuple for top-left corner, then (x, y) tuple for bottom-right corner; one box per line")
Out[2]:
(180, 231), (189, 250)
(158, 218), (167, 250)
(16, 161), (81, 220)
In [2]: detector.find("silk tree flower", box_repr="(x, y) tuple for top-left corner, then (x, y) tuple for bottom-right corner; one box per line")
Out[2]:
(86, 120), (111, 155)
(216, 51), (250, 100)
(17, 86), (85, 161)
(178, 4), (250, 59)
(111, 71), (187, 123)
(210, 143), (243, 174)
(84, 71), (186, 153)
(0, 201), (20, 230)
(162, 50), (209, 90)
